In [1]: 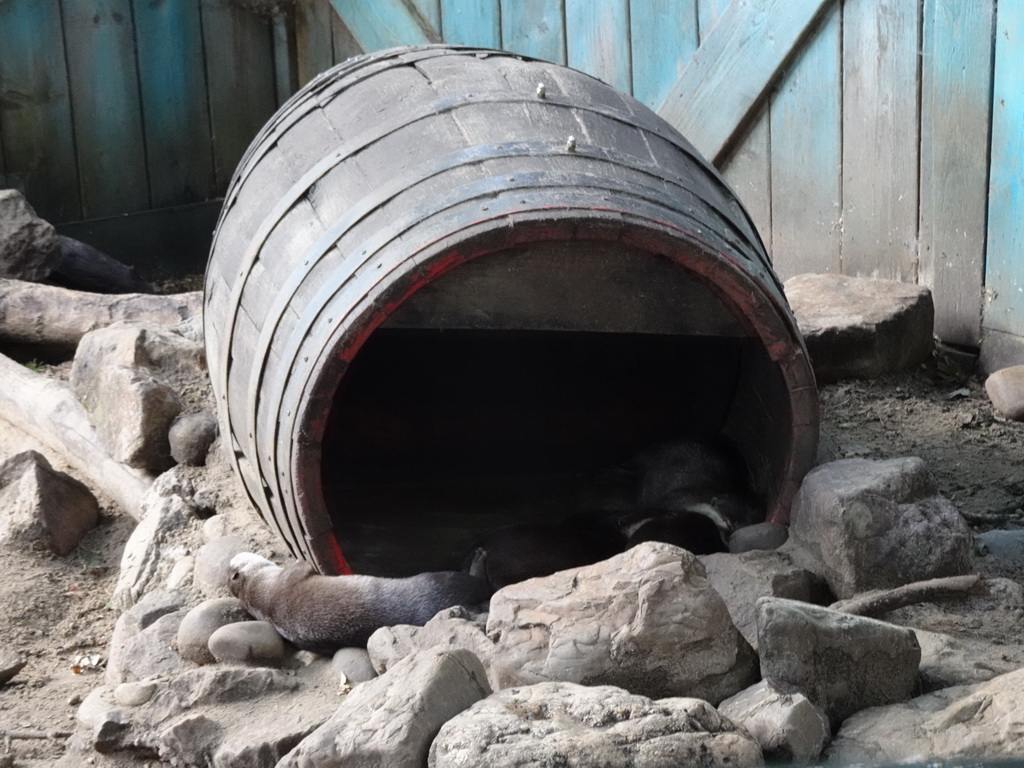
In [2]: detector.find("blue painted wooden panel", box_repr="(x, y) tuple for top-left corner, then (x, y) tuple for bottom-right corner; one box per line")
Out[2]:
(0, 0), (81, 221)
(696, 0), (730, 37)
(769, 2), (842, 277)
(441, 0), (500, 47)
(501, 0), (566, 64)
(62, 0), (150, 218)
(330, 0), (437, 51)
(920, 0), (994, 345)
(133, 0), (215, 207)
(630, 0), (698, 110)
(331, 11), (363, 63)
(565, 0), (631, 93)
(410, 0), (441, 33)
(985, 0), (1024, 338)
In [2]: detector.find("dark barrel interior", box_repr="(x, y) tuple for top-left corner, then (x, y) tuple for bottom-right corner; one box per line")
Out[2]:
(204, 45), (819, 575)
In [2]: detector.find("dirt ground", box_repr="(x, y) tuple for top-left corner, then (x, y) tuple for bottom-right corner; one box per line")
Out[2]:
(0, 354), (1022, 765)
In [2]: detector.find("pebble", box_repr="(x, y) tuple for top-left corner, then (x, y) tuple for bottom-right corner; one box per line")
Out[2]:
(176, 597), (253, 665)
(0, 651), (27, 686)
(208, 621), (286, 666)
(114, 680), (158, 706)
(729, 522), (789, 553)
(168, 410), (219, 466)
(985, 365), (1024, 421)
(332, 647), (378, 685)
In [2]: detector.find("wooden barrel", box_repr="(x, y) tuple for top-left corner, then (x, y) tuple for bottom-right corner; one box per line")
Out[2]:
(204, 45), (818, 576)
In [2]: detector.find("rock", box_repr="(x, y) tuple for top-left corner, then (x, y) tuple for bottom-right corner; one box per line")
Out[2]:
(0, 188), (59, 280)
(728, 521), (789, 553)
(175, 597), (253, 664)
(787, 457), (973, 598)
(784, 273), (934, 383)
(168, 410), (219, 466)
(110, 488), (192, 611)
(826, 668), (1024, 764)
(718, 679), (831, 764)
(106, 589), (186, 686)
(915, 629), (1024, 692)
(0, 450), (99, 555)
(976, 529), (1024, 581)
(49, 234), (149, 293)
(113, 680), (157, 707)
(0, 650), (27, 686)
(76, 686), (130, 754)
(367, 606), (494, 681)
(984, 364), (1024, 420)
(165, 554), (195, 591)
(107, 611), (186, 686)
(193, 535), (248, 598)
(333, 647), (378, 685)
(700, 548), (831, 649)
(486, 541), (758, 702)
(208, 621), (286, 666)
(431, 682), (763, 768)
(279, 648), (491, 768)
(756, 596), (921, 727)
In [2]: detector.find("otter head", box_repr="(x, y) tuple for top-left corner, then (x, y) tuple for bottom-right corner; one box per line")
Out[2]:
(227, 552), (279, 598)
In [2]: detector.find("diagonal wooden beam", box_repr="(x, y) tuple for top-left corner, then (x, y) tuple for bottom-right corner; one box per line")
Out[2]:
(328, 0), (441, 52)
(657, 0), (835, 165)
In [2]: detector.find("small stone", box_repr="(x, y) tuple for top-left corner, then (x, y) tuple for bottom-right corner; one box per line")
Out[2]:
(729, 522), (789, 553)
(176, 597), (253, 665)
(202, 514), (230, 541)
(0, 651), (27, 686)
(332, 647), (378, 685)
(166, 555), (195, 591)
(113, 680), (157, 706)
(169, 410), (219, 466)
(194, 536), (248, 598)
(208, 621), (286, 666)
(0, 189), (59, 280)
(719, 679), (830, 764)
(985, 365), (1024, 420)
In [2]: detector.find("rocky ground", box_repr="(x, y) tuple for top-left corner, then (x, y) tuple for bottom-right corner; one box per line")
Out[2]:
(0, 335), (1022, 765)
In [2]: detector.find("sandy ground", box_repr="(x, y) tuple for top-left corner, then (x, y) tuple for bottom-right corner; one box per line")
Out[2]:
(0, 357), (1021, 765)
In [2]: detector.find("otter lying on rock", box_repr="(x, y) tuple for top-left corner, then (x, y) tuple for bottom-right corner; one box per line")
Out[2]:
(228, 553), (492, 655)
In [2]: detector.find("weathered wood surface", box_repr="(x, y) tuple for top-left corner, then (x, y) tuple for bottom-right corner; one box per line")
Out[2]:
(629, 0), (697, 110)
(985, 0), (1024, 340)
(566, 0), (631, 93)
(0, 353), (151, 518)
(329, 0), (438, 51)
(502, 0), (566, 63)
(441, 0), (500, 47)
(0, 279), (201, 347)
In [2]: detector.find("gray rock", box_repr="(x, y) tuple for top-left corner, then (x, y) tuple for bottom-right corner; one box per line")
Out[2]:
(175, 597), (252, 665)
(486, 541), (758, 703)
(333, 647), (378, 685)
(193, 535), (248, 598)
(168, 410), (219, 466)
(367, 606), (493, 680)
(718, 679), (830, 764)
(0, 650), (27, 686)
(784, 273), (934, 383)
(788, 457), (973, 598)
(76, 686), (130, 754)
(985, 364), (1024, 420)
(915, 629), (1024, 693)
(729, 521), (789, 553)
(208, 621), (286, 666)
(159, 714), (222, 766)
(826, 667), (1024, 764)
(279, 648), (491, 768)
(113, 680), (157, 707)
(0, 188), (59, 280)
(106, 589), (186, 686)
(756, 596), (921, 727)
(700, 549), (831, 650)
(0, 450), (99, 555)
(976, 529), (1024, 581)
(108, 611), (186, 686)
(431, 682), (763, 768)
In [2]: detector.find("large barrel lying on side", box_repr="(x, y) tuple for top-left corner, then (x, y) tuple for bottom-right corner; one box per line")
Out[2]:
(204, 45), (818, 576)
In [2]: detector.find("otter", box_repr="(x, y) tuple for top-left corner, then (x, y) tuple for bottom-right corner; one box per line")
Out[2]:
(227, 553), (492, 655)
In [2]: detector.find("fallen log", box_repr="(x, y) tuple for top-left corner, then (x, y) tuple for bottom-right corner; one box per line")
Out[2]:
(0, 278), (200, 347)
(0, 352), (151, 518)
(830, 574), (982, 617)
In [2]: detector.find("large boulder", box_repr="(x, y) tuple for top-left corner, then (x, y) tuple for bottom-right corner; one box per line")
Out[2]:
(787, 457), (973, 598)
(756, 597), (921, 727)
(279, 648), (491, 768)
(0, 450), (99, 555)
(826, 668), (1024, 764)
(0, 189), (59, 280)
(430, 682), (763, 768)
(784, 273), (934, 383)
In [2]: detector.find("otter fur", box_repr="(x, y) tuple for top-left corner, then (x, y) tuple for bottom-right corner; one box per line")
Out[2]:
(228, 553), (492, 655)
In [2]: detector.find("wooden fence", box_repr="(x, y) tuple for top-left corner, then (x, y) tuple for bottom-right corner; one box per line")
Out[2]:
(0, 0), (1020, 364)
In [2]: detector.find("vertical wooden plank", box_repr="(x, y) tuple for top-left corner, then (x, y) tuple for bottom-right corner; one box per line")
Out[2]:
(919, 0), (994, 346)
(440, 0), (500, 47)
(985, 0), (1024, 338)
(696, 0), (730, 36)
(272, 11), (299, 106)
(410, 0), (441, 32)
(61, 0), (149, 218)
(329, 0), (437, 51)
(501, 0), (566, 64)
(841, 0), (920, 280)
(769, 2), (841, 277)
(295, 0), (336, 85)
(565, 0), (631, 93)
(0, 0), (81, 221)
(331, 12), (363, 63)
(630, 0), (698, 110)
(133, 0), (215, 208)
(200, 0), (278, 192)
(720, 107), (772, 253)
